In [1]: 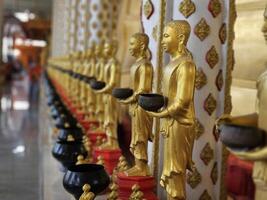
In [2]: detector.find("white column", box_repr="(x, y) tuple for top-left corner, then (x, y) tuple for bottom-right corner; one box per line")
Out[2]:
(63, 0), (71, 55)
(88, 0), (119, 44)
(69, 0), (79, 52)
(76, 0), (89, 51)
(51, 0), (67, 57)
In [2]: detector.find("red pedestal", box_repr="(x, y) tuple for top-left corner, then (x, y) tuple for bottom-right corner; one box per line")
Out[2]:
(226, 154), (255, 199)
(94, 148), (121, 174)
(80, 120), (99, 131)
(116, 173), (158, 200)
(75, 112), (85, 123)
(86, 131), (106, 147)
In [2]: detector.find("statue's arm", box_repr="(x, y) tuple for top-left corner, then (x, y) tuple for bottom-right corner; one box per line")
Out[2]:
(229, 113), (258, 127)
(216, 113), (258, 128)
(148, 62), (195, 118)
(120, 63), (148, 104)
(96, 63), (118, 94)
(167, 62), (195, 117)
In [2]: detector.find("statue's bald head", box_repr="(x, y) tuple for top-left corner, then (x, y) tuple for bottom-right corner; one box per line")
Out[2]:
(129, 33), (149, 57)
(131, 33), (149, 49)
(165, 20), (191, 45)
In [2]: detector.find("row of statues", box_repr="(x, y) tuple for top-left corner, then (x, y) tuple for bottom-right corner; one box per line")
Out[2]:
(49, 19), (196, 200)
(47, 5), (267, 200)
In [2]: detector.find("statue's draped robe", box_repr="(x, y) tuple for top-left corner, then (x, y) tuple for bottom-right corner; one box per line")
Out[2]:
(95, 58), (105, 124)
(85, 58), (96, 114)
(160, 56), (196, 198)
(129, 59), (153, 161)
(103, 58), (120, 139)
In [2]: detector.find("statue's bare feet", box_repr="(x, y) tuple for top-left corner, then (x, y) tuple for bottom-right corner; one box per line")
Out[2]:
(124, 165), (150, 176)
(99, 140), (119, 150)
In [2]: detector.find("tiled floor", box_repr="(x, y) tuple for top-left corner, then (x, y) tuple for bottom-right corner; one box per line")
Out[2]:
(0, 77), (106, 200)
(0, 80), (40, 200)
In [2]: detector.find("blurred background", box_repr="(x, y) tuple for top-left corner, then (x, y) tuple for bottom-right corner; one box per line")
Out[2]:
(0, 0), (265, 200)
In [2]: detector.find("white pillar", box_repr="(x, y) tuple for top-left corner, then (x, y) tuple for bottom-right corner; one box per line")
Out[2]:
(76, 0), (90, 51)
(68, 0), (79, 52)
(51, 0), (67, 57)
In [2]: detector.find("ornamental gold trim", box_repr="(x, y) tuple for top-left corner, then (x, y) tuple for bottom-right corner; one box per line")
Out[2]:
(195, 68), (207, 90)
(187, 167), (202, 189)
(152, 0), (166, 190)
(194, 18), (210, 41)
(199, 190), (212, 200)
(200, 143), (214, 166)
(144, 0), (154, 20)
(179, 0), (196, 19)
(107, 183), (118, 200)
(204, 93), (217, 116)
(211, 162), (218, 185)
(208, 0), (222, 18)
(220, 1), (237, 199)
(195, 118), (205, 139)
(152, 25), (158, 41)
(216, 69), (224, 91)
(219, 23), (227, 44)
(206, 46), (219, 69)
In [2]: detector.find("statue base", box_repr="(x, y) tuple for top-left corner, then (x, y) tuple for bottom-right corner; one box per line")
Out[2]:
(75, 111), (84, 123)
(79, 120), (99, 131)
(86, 131), (106, 147)
(116, 173), (158, 200)
(94, 148), (121, 174)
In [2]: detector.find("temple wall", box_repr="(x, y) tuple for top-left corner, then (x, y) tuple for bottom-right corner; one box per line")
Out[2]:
(231, 0), (266, 116)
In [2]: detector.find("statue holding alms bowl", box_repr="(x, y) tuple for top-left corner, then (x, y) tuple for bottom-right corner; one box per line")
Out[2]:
(90, 79), (106, 90)
(112, 88), (133, 100)
(143, 20), (197, 200)
(138, 93), (167, 112)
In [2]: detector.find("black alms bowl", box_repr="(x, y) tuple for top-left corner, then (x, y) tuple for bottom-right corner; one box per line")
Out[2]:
(219, 123), (266, 150)
(63, 164), (110, 200)
(84, 76), (96, 84)
(58, 127), (83, 141)
(50, 105), (67, 119)
(138, 93), (167, 112)
(112, 88), (133, 99)
(90, 80), (106, 90)
(55, 114), (78, 129)
(52, 140), (87, 169)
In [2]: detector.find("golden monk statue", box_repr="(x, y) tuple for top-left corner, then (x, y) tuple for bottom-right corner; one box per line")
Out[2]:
(92, 43), (106, 131)
(79, 51), (90, 113)
(147, 20), (196, 200)
(217, 10), (267, 200)
(83, 44), (97, 121)
(95, 40), (120, 149)
(118, 33), (153, 176)
(79, 184), (95, 200)
(71, 51), (83, 106)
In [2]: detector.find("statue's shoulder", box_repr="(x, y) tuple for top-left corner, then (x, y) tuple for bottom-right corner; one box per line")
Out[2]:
(179, 58), (196, 73)
(137, 58), (152, 69)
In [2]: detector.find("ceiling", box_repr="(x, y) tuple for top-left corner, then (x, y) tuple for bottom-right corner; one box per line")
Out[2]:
(3, 0), (52, 19)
